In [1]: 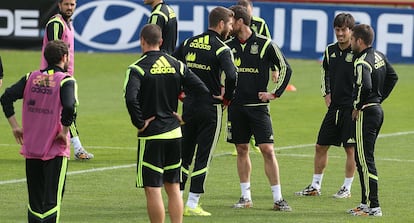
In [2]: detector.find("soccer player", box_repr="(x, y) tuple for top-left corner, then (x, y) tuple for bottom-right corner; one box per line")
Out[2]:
(124, 24), (209, 223)
(1, 40), (77, 223)
(234, 0), (279, 155)
(295, 13), (356, 198)
(144, 0), (177, 54)
(225, 5), (292, 211)
(347, 24), (398, 217)
(41, 0), (94, 160)
(0, 55), (3, 88)
(172, 6), (238, 216)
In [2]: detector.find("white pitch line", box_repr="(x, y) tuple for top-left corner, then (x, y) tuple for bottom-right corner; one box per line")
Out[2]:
(0, 164), (137, 185)
(272, 153), (414, 163)
(67, 164), (136, 175)
(1, 130), (412, 150)
(0, 178), (26, 185)
(1, 130), (413, 185)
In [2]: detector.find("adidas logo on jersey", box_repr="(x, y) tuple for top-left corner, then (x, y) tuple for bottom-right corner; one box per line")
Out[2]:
(150, 56), (176, 74)
(374, 52), (385, 69)
(189, 36), (211, 50)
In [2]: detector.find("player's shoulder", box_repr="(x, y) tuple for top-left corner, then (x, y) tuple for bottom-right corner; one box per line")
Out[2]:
(373, 49), (386, 59)
(164, 53), (181, 64)
(256, 33), (269, 41)
(323, 43), (341, 58)
(252, 16), (266, 24)
(254, 33), (272, 46)
(47, 14), (65, 26)
(325, 42), (338, 51)
(211, 34), (228, 48)
(224, 36), (235, 44)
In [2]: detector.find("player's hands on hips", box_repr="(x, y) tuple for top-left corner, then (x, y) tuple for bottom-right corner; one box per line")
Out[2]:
(258, 92), (277, 102)
(212, 86), (224, 101)
(55, 131), (68, 144)
(352, 109), (360, 121)
(55, 126), (69, 144)
(271, 70), (279, 83)
(173, 112), (185, 125)
(138, 116), (156, 134)
(12, 127), (23, 145)
(324, 94), (331, 107)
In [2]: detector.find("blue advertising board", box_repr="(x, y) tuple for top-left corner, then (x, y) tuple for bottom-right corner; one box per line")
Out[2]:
(72, 0), (414, 63)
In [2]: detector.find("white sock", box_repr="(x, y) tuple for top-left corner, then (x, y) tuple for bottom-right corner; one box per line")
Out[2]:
(271, 184), (282, 202)
(343, 177), (354, 191)
(70, 136), (83, 153)
(311, 174), (323, 189)
(240, 182), (251, 200)
(186, 192), (200, 209)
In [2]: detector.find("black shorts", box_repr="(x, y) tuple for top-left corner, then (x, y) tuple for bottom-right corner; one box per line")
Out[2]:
(227, 105), (274, 144)
(136, 138), (181, 188)
(317, 107), (355, 147)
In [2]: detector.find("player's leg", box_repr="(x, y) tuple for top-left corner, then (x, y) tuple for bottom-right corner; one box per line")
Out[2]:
(259, 145), (291, 211)
(236, 143), (251, 190)
(313, 144), (329, 188)
(145, 187), (165, 223)
(184, 105), (221, 216)
(350, 105), (383, 216)
(253, 106), (291, 211)
(334, 145), (355, 198)
(228, 105), (253, 208)
(26, 159), (44, 223)
(334, 107), (356, 198)
(70, 119), (93, 160)
(180, 120), (197, 192)
(347, 146), (369, 214)
(43, 156), (68, 223)
(137, 139), (166, 221)
(296, 109), (338, 196)
(232, 143), (253, 208)
(165, 182), (183, 223)
(362, 106), (383, 212)
(259, 143), (280, 185)
(163, 138), (183, 222)
(344, 146), (355, 179)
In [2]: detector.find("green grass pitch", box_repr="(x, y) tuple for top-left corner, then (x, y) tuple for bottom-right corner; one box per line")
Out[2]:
(0, 50), (413, 222)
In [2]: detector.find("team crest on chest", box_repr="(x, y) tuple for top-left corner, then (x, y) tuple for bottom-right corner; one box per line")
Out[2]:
(345, 53), (353, 62)
(250, 43), (259, 54)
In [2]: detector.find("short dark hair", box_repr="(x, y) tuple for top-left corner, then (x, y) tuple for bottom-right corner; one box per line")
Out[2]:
(352, 24), (374, 46)
(208, 6), (234, 28)
(229, 5), (250, 26)
(44, 40), (69, 66)
(333, 13), (355, 29)
(140, 24), (162, 46)
(237, 0), (252, 8)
